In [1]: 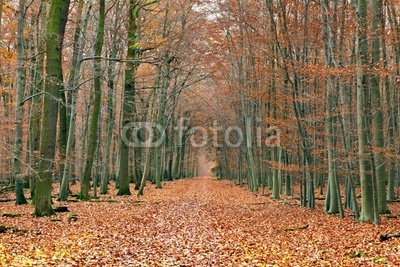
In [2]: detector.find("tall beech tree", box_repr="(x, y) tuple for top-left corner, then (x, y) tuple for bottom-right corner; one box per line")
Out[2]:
(386, 0), (400, 201)
(101, 0), (121, 195)
(320, 0), (343, 217)
(80, 0), (105, 200)
(28, 0), (47, 203)
(370, 0), (388, 214)
(356, 0), (387, 224)
(35, 0), (70, 216)
(59, 0), (91, 201)
(118, 0), (168, 196)
(14, 0), (28, 205)
(117, 0), (142, 196)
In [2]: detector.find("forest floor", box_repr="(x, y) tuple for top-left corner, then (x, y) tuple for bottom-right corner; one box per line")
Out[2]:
(1, 176), (400, 266)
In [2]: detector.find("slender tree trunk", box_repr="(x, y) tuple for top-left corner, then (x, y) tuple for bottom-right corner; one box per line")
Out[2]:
(320, 0), (339, 214)
(28, 0), (47, 204)
(80, 0), (105, 199)
(59, 0), (91, 201)
(101, 62), (116, 194)
(58, 0), (71, 182)
(14, 0), (28, 205)
(101, 1), (120, 194)
(58, 87), (68, 181)
(138, 122), (153, 196)
(165, 123), (174, 181)
(35, 0), (70, 216)
(154, 58), (172, 188)
(371, 0), (389, 214)
(271, 146), (280, 199)
(325, 78), (339, 214)
(285, 154), (292, 195)
(270, 63), (280, 199)
(356, 0), (375, 222)
(386, 0), (400, 201)
(172, 116), (186, 179)
(59, 88), (77, 201)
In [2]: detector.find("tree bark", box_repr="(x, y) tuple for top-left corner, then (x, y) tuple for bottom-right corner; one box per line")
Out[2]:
(28, 0), (47, 203)
(14, 0), (28, 205)
(371, 0), (389, 214)
(320, 0), (339, 214)
(356, 0), (376, 223)
(80, 0), (105, 199)
(101, 0), (120, 195)
(386, 0), (400, 201)
(59, 0), (90, 201)
(118, 0), (142, 196)
(35, 0), (70, 216)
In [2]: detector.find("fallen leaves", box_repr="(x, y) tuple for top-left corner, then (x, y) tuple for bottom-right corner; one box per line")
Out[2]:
(1, 176), (400, 266)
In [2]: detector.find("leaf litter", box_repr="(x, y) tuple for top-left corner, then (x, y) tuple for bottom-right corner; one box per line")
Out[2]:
(1, 176), (400, 266)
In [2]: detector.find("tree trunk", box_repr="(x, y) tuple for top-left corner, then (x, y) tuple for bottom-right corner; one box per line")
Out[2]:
(154, 57), (172, 188)
(80, 0), (105, 199)
(271, 147), (280, 199)
(101, 1), (120, 195)
(138, 125), (153, 196)
(59, 0), (90, 201)
(28, 0), (47, 204)
(371, 0), (389, 214)
(386, 0), (400, 201)
(118, 0), (143, 196)
(35, 0), (70, 216)
(13, 0), (28, 205)
(320, 0), (339, 214)
(356, 0), (376, 223)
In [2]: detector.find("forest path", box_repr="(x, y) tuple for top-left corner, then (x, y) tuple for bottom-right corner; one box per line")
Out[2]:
(126, 176), (288, 266)
(1, 176), (400, 266)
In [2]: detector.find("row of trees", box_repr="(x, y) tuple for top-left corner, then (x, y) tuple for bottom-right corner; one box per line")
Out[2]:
(204, 0), (399, 223)
(1, 0), (399, 223)
(0, 0), (208, 215)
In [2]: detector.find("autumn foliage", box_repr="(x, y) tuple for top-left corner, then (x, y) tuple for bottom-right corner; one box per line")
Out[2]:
(1, 177), (400, 266)
(1, 0), (400, 265)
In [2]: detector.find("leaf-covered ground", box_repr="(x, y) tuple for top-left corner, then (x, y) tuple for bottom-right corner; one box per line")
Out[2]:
(1, 176), (400, 266)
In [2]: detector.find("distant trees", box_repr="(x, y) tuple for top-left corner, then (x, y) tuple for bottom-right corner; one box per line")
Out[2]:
(1, 0), (207, 213)
(205, 0), (399, 223)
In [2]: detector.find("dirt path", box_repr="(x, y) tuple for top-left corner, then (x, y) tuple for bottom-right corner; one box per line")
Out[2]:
(1, 177), (400, 266)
